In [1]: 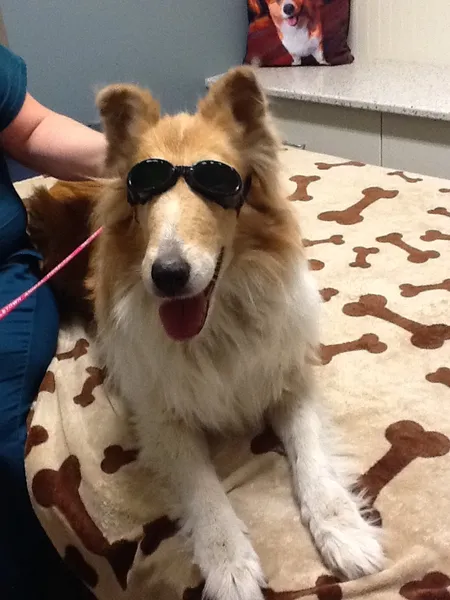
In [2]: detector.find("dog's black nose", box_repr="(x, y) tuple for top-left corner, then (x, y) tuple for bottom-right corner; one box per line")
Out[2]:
(283, 3), (296, 16)
(152, 256), (191, 297)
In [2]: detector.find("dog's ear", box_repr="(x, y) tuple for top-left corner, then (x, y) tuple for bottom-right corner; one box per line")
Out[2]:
(199, 66), (280, 188)
(302, 0), (315, 22)
(199, 66), (267, 135)
(96, 84), (160, 175)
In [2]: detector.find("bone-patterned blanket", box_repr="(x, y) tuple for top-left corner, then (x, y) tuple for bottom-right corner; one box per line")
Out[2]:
(22, 147), (450, 599)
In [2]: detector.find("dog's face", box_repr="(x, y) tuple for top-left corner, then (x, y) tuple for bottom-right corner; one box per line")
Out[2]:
(95, 68), (282, 341)
(271, 0), (313, 27)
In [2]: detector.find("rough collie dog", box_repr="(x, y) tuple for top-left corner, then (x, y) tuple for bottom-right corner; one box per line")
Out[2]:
(269, 0), (328, 65)
(27, 67), (383, 599)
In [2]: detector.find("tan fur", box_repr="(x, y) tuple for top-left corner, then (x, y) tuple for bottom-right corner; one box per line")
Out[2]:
(86, 67), (302, 329)
(25, 180), (102, 323)
(97, 84), (160, 175)
(27, 66), (383, 598)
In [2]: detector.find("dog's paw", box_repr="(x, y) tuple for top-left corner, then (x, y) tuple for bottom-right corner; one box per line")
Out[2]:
(305, 486), (385, 580)
(196, 529), (265, 600)
(318, 513), (384, 579)
(203, 555), (265, 600)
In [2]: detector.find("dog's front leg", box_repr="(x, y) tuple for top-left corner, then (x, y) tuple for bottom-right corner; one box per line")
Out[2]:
(311, 46), (329, 65)
(269, 383), (385, 580)
(139, 420), (265, 600)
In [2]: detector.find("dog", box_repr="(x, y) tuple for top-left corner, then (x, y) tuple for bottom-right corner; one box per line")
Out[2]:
(27, 66), (383, 600)
(269, 0), (328, 65)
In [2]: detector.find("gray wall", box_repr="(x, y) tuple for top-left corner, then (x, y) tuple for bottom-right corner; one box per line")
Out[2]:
(2, 0), (248, 124)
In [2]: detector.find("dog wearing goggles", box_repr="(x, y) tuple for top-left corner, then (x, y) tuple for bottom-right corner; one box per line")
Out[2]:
(27, 67), (384, 599)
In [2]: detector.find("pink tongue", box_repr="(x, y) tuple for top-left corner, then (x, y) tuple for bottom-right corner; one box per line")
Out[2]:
(159, 294), (207, 341)
(287, 16), (298, 26)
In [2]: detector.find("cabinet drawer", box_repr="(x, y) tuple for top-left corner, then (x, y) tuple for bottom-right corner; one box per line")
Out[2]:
(270, 97), (382, 165)
(382, 113), (450, 179)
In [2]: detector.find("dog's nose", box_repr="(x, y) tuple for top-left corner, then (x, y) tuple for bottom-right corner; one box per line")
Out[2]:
(283, 3), (296, 16)
(151, 255), (191, 297)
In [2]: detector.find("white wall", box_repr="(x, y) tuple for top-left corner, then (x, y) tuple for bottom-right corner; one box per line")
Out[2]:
(0, 9), (8, 46)
(2, 0), (247, 123)
(350, 0), (450, 65)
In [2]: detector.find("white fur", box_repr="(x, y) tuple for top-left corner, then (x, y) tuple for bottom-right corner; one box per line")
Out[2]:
(279, 21), (327, 65)
(98, 216), (384, 599)
(141, 191), (218, 297)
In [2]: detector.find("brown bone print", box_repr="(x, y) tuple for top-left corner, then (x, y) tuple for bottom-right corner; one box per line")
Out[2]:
(439, 188), (450, 193)
(264, 575), (343, 599)
(350, 246), (380, 269)
(25, 425), (49, 458)
(320, 288), (339, 302)
(39, 370), (55, 394)
(32, 456), (139, 589)
(101, 445), (139, 474)
(387, 171), (423, 184)
(315, 160), (365, 171)
(428, 206), (450, 218)
(74, 367), (106, 407)
(420, 229), (450, 242)
(251, 426), (285, 456)
(321, 334), (387, 365)
(57, 338), (89, 361)
(140, 516), (178, 556)
(400, 279), (450, 298)
(309, 259), (325, 271)
(319, 188), (399, 225)
(252, 422), (450, 531)
(183, 582), (205, 600)
(360, 421), (450, 508)
(343, 294), (450, 349)
(303, 234), (344, 248)
(184, 575), (342, 600)
(288, 174), (321, 201)
(376, 233), (440, 263)
(426, 368), (450, 388)
(400, 571), (450, 599)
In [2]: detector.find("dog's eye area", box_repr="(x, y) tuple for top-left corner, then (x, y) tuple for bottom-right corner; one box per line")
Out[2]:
(190, 161), (242, 199)
(127, 159), (175, 205)
(127, 159), (245, 210)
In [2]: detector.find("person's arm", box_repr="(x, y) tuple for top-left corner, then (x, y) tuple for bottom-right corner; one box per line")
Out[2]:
(0, 92), (107, 180)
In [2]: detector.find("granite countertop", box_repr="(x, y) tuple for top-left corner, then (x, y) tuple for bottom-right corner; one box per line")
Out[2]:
(206, 60), (450, 121)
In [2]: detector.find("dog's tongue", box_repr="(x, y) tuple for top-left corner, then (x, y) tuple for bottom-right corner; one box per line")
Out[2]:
(159, 294), (207, 341)
(287, 16), (298, 26)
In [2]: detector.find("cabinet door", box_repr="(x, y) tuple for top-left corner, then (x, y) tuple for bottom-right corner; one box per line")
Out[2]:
(270, 98), (382, 165)
(382, 113), (450, 179)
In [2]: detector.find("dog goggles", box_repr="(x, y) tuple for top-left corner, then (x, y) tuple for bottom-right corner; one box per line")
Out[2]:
(127, 159), (250, 211)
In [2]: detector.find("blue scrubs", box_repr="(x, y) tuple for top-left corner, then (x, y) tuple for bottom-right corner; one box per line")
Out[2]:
(0, 44), (93, 599)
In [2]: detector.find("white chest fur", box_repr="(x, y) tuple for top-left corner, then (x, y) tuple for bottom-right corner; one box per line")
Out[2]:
(99, 260), (320, 434)
(280, 23), (319, 58)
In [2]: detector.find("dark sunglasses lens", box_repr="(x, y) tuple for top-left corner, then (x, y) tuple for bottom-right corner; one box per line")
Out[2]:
(128, 160), (174, 203)
(193, 162), (242, 201)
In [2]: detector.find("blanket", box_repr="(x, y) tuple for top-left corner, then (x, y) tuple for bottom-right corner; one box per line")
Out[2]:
(20, 147), (450, 599)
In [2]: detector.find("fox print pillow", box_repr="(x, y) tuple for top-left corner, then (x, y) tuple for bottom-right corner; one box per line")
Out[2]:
(244, 0), (353, 67)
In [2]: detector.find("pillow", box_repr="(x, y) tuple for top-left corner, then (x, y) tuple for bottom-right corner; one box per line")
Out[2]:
(244, 0), (353, 67)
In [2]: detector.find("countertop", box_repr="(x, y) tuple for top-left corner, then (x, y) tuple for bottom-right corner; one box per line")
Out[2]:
(206, 61), (450, 121)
